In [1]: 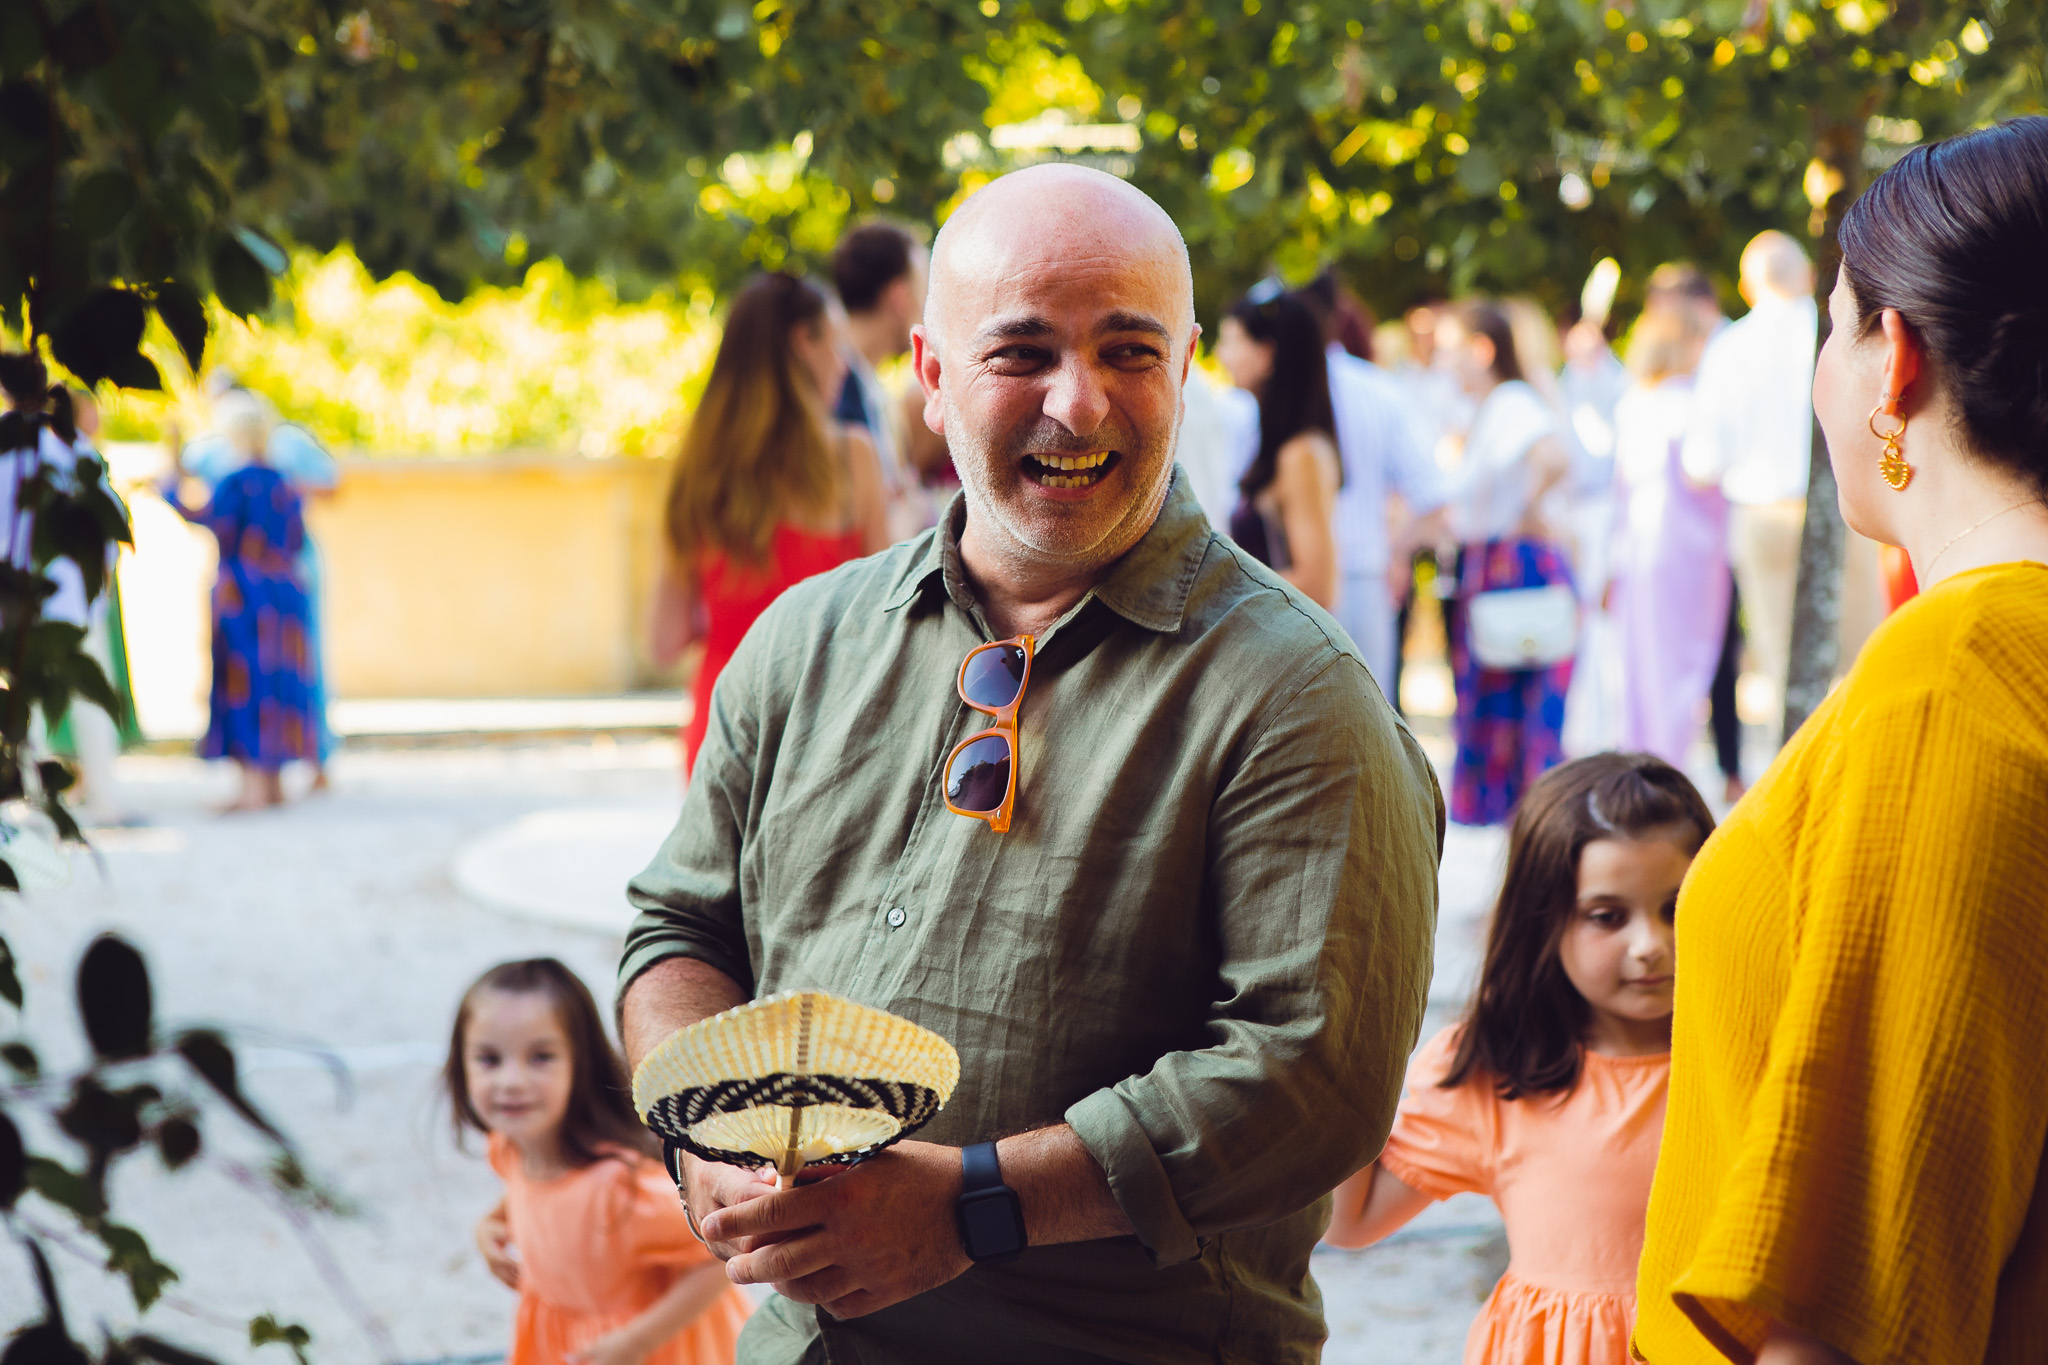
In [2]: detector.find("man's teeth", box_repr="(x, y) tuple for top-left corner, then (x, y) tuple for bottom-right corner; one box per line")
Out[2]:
(1033, 452), (1111, 488)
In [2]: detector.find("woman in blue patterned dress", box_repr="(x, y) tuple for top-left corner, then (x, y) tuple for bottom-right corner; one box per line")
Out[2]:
(1438, 300), (1577, 826)
(163, 424), (319, 810)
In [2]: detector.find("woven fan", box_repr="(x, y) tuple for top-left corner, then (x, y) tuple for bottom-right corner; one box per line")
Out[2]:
(633, 991), (960, 1183)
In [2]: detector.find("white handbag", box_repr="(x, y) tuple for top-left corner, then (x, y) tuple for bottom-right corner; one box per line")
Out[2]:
(1466, 584), (1579, 670)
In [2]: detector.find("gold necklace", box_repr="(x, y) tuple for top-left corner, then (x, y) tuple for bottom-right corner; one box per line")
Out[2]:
(1921, 501), (2041, 581)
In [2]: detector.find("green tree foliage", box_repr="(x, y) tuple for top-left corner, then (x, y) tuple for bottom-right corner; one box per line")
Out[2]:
(1088, 0), (2044, 319)
(3, 9), (325, 1350)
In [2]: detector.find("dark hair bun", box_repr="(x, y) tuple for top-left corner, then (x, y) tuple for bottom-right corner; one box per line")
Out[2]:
(1839, 116), (2048, 492)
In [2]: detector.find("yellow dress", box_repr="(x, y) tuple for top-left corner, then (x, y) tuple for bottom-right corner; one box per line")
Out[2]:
(1635, 562), (2048, 1364)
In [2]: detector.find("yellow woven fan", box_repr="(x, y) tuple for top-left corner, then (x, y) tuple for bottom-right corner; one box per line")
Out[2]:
(633, 991), (960, 1183)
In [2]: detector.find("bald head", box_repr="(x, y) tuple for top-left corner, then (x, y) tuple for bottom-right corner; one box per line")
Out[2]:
(1741, 230), (1816, 303)
(925, 164), (1195, 351)
(909, 163), (1201, 592)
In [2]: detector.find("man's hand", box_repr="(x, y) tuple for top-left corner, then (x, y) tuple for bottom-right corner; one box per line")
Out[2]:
(679, 1150), (781, 1261)
(706, 1141), (970, 1319)
(474, 1205), (520, 1290)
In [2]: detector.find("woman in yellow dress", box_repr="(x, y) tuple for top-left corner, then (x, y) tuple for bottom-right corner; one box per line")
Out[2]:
(1635, 117), (2048, 1364)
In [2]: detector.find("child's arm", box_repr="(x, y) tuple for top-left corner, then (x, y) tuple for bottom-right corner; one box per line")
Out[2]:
(1323, 1159), (1435, 1249)
(567, 1261), (731, 1365)
(474, 1200), (519, 1290)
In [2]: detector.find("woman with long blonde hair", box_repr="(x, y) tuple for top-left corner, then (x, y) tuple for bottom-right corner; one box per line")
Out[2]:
(654, 272), (889, 772)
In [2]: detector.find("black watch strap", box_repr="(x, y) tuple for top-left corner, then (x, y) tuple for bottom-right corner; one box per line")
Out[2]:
(956, 1140), (1027, 1264)
(962, 1139), (1003, 1194)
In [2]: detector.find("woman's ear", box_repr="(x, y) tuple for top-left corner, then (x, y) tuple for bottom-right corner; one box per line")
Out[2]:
(1878, 308), (1925, 418)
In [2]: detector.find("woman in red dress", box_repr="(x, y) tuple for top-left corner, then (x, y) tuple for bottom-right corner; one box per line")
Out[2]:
(654, 272), (890, 773)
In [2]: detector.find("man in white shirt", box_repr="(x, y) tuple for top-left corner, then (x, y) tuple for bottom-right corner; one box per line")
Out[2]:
(1680, 231), (1818, 732)
(1173, 367), (1257, 532)
(1296, 276), (1451, 695)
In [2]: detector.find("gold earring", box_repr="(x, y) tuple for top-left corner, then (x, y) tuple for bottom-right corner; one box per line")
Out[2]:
(1869, 403), (1912, 491)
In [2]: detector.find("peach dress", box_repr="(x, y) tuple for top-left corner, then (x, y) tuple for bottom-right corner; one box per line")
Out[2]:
(1376, 1025), (1669, 1365)
(488, 1135), (750, 1365)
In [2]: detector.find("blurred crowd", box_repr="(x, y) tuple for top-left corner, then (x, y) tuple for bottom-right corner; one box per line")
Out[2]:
(652, 210), (1847, 827)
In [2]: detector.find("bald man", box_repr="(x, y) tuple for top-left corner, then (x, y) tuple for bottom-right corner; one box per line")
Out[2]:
(620, 165), (1442, 1363)
(1682, 230), (1820, 734)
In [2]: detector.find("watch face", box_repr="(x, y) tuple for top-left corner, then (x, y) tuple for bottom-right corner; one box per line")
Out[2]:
(961, 1192), (1027, 1259)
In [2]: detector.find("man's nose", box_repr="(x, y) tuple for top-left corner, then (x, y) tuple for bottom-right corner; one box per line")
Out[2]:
(1040, 353), (1112, 437)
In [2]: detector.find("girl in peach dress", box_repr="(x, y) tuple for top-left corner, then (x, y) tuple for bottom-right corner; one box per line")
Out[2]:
(447, 959), (750, 1365)
(1327, 754), (1713, 1365)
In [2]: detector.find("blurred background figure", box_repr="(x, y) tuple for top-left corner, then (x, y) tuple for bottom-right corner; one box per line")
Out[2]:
(1437, 300), (1575, 826)
(1396, 302), (1471, 457)
(1173, 363), (1257, 532)
(161, 396), (321, 811)
(1608, 303), (1727, 772)
(0, 357), (140, 824)
(830, 219), (945, 541)
(1642, 263), (1745, 799)
(1214, 287), (1343, 609)
(1558, 263), (1628, 759)
(183, 382), (340, 790)
(1296, 271), (1450, 696)
(1680, 231), (1818, 737)
(50, 385), (145, 826)
(653, 272), (889, 775)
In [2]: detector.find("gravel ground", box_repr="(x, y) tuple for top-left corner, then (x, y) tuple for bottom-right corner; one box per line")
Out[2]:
(0, 736), (1506, 1363)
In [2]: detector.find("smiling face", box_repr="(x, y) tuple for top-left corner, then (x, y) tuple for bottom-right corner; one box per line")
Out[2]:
(462, 988), (574, 1151)
(1557, 831), (1690, 1050)
(915, 166), (1198, 571)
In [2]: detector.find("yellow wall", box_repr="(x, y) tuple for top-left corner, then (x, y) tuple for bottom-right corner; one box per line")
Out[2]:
(305, 456), (673, 698)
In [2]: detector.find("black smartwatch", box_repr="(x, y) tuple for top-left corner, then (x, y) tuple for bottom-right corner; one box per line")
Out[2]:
(956, 1141), (1027, 1263)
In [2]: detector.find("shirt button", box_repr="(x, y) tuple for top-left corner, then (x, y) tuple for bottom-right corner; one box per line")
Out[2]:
(885, 907), (907, 929)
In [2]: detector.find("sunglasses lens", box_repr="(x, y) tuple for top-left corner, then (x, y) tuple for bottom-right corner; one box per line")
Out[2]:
(946, 734), (1012, 814)
(960, 644), (1028, 710)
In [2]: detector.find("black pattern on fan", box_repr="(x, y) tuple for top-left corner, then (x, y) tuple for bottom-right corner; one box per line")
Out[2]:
(644, 1072), (947, 1170)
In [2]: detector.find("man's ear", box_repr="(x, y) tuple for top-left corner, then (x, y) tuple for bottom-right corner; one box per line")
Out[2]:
(911, 325), (946, 436)
(1179, 324), (1202, 388)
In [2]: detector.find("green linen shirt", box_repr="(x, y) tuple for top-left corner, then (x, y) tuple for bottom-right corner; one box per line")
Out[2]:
(621, 472), (1444, 1365)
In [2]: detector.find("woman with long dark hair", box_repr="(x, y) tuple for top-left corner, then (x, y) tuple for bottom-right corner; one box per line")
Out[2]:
(654, 272), (890, 773)
(1636, 116), (2048, 1365)
(1437, 300), (1576, 826)
(1214, 290), (1342, 608)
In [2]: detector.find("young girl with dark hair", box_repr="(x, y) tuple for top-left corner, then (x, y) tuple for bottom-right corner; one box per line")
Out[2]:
(1213, 289), (1344, 607)
(449, 959), (749, 1365)
(1637, 116), (2048, 1365)
(1328, 753), (1715, 1365)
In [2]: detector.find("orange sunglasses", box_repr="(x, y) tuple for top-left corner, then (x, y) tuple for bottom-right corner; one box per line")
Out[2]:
(941, 634), (1035, 833)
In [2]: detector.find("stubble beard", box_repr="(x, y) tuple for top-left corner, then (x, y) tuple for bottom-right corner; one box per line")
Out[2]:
(944, 392), (1180, 576)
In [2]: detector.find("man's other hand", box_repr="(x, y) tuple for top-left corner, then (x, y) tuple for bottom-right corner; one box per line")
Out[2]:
(683, 1152), (781, 1262)
(706, 1141), (970, 1318)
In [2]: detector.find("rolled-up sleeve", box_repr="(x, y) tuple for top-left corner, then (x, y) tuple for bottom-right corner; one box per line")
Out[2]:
(618, 629), (767, 999)
(1066, 653), (1443, 1264)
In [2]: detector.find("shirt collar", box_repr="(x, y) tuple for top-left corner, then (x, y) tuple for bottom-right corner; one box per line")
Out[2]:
(880, 469), (1212, 635)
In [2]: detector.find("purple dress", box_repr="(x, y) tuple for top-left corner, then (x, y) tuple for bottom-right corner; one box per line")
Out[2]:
(1609, 380), (1730, 768)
